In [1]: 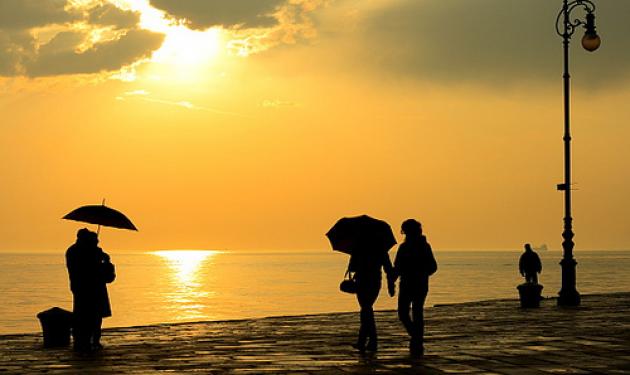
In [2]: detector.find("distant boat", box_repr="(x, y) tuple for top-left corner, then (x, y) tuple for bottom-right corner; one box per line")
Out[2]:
(533, 244), (548, 252)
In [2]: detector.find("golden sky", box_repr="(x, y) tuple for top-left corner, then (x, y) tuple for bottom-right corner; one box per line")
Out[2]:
(1, 0), (629, 252)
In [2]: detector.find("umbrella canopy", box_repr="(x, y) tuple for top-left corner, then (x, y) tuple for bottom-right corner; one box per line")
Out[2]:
(63, 204), (138, 231)
(326, 215), (396, 255)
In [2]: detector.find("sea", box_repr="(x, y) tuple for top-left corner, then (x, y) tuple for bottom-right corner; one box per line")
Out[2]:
(1, 250), (629, 335)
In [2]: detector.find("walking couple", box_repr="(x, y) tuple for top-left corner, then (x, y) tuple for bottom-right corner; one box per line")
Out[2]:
(347, 218), (437, 356)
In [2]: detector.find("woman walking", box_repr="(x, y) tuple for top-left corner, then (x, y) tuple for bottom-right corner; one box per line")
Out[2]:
(348, 238), (395, 353)
(326, 215), (397, 353)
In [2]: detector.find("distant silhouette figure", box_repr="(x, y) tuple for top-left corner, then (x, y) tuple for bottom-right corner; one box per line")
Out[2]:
(392, 219), (437, 356)
(66, 228), (113, 352)
(348, 238), (395, 353)
(519, 243), (542, 284)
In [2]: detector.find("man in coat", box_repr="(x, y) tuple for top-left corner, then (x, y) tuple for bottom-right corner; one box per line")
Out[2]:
(66, 228), (112, 352)
(392, 219), (437, 356)
(519, 243), (542, 284)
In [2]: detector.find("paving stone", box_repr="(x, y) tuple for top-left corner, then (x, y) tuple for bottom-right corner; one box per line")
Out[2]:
(0, 293), (629, 373)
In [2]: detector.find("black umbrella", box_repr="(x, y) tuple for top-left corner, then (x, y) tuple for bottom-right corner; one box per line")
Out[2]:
(326, 215), (396, 255)
(63, 203), (138, 232)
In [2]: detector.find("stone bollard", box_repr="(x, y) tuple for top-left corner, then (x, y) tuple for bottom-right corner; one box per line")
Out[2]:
(37, 307), (73, 348)
(517, 283), (543, 308)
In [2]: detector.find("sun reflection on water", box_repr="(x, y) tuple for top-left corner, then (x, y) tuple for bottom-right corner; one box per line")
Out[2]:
(150, 250), (220, 321)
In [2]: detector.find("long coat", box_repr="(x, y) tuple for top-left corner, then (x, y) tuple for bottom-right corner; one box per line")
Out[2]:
(519, 250), (542, 275)
(66, 243), (112, 318)
(348, 246), (394, 291)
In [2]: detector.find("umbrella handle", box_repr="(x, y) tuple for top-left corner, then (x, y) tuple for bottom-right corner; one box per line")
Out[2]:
(98, 198), (105, 236)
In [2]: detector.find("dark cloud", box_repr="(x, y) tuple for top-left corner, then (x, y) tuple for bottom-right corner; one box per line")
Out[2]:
(361, 0), (630, 86)
(150, 0), (284, 29)
(88, 3), (141, 29)
(0, 0), (165, 77)
(0, 0), (79, 30)
(0, 31), (33, 75)
(26, 29), (164, 76)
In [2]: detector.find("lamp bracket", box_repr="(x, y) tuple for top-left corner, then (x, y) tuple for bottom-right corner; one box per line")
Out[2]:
(556, 0), (597, 39)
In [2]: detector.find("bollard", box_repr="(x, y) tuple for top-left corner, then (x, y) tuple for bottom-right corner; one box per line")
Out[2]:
(517, 283), (544, 308)
(37, 307), (73, 348)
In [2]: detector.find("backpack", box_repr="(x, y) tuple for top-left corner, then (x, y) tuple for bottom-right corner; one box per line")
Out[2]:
(424, 244), (438, 276)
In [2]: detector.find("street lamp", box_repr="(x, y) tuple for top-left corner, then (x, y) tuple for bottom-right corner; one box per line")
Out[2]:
(555, 0), (600, 307)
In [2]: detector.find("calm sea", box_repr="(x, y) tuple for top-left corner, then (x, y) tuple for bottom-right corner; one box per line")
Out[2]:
(1, 250), (629, 334)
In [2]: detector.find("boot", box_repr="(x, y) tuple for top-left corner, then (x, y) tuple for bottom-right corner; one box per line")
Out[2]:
(409, 337), (424, 357)
(366, 337), (377, 352)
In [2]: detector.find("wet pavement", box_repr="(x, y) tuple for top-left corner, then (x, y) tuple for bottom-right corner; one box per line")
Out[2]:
(1, 292), (629, 374)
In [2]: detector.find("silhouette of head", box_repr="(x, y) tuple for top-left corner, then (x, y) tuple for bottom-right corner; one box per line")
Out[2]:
(525, 243), (532, 252)
(401, 219), (422, 237)
(76, 228), (98, 246)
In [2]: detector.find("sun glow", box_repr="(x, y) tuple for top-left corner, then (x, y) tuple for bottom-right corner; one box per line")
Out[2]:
(114, 0), (223, 67)
(152, 27), (222, 66)
(152, 250), (219, 285)
(151, 250), (220, 320)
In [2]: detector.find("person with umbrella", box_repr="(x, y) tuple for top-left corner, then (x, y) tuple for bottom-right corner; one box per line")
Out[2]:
(327, 215), (396, 353)
(63, 202), (136, 352)
(391, 219), (437, 356)
(65, 228), (113, 352)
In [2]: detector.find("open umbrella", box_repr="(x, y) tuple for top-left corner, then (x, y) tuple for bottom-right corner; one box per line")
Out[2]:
(326, 215), (396, 255)
(63, 203), (138, 233)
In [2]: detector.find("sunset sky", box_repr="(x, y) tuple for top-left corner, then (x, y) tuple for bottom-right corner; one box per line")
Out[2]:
(1, 0), (629, 252)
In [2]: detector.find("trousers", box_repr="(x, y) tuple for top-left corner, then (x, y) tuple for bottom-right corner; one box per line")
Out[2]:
(398, 284), (428, 345)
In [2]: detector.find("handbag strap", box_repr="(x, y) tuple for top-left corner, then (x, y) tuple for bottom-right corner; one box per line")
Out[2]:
(344, 268), (355, 280)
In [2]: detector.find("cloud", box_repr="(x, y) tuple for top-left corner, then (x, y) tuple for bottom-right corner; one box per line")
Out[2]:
(0, 30), (34, 75)
(359, 0), (630, 86)
(149, 0), (285, 29)
(116, 91), (249, 117)
(0, 0), (79, 30)
(88, 2), (140, 29)
(260, 99), (298, 108)
(151, 0), (327, 56)
(122, 89), (150, 96)
(25, 29), (164, 76)
(0, 0), (165, 77)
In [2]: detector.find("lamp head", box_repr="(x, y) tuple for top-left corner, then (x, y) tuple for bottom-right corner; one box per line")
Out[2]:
(582, 12), (601, 52)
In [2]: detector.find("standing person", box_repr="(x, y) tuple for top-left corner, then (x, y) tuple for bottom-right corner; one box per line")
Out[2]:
(392, 219), (437, 356)
(66, 228), (113, 352)
(519, 243), (542, 284)
(348, 238), (395, 353)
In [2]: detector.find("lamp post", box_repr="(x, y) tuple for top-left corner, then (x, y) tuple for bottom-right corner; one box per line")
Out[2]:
(555, 0), (600, 307)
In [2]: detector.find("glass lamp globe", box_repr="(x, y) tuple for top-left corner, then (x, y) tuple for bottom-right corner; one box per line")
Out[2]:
(582, 32), (601, 52)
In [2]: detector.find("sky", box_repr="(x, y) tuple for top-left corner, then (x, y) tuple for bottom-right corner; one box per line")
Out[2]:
(1, 0), (629, 252)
